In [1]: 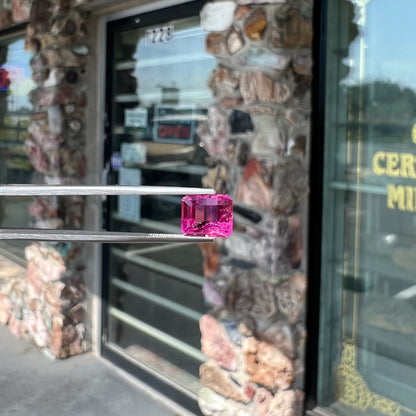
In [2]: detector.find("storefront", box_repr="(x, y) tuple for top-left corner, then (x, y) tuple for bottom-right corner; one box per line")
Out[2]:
(0, 0), (415, 415)
(309, 0), (416, 414)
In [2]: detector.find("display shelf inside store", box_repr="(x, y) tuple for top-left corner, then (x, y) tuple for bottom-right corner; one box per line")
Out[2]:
(328, 180), (387, 195)
(360, 253), (416, 284)
(114, 91), (212, 105)
(122, 161), (208, 176)
(108, 306), (206, 362)
(331, 118), (412, 128)
(111, 246), (203, 287)
(111, 214), (180, 233)
(115, 53), (213, 71)
(115, 94), (140, 103)
(358, 324), (416, 368)
(342, 319), (416, 373)
(111, 276), (202, 321)
(335, 254), (416, 285)
(106, 341), (202, 398)
(115, 60), (135, 70)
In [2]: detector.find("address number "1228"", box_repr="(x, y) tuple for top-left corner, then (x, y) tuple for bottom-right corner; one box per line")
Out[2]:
(146, 26), (174, 44)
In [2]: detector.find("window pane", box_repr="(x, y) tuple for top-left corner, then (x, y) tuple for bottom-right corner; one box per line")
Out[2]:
(105, 10), (216, 395)
(319, 0), (416, 414)
(0, 36), (34, 258)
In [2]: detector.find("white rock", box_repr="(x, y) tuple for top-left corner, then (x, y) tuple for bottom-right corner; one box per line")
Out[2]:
(200, 2), (237, 32)
(44, 68), (65, 88)
(47, 105), (63, 135)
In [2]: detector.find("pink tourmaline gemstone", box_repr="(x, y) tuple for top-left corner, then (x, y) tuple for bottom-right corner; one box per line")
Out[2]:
(181, 194), (233, 237)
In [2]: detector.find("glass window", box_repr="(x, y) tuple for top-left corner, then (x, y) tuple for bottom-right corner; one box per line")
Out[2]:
(0, 34), (34, 259)
(318, 0), (416, 414)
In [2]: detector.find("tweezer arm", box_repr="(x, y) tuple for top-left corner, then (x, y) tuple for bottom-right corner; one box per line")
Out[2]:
(0, 185), (215, 196)
(0, 230), (213, 243)
(0, 185), (216, 243)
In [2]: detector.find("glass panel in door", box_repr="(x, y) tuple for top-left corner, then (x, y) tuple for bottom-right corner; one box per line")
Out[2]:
(318, 0), (416, 415)
(104, 2), (215, 399)
(0, 34), (34, 260)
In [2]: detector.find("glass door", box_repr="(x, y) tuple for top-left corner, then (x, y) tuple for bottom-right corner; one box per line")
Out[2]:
(102, 1), (215, 412)
(0, 33), (34, 261)
(317, 0), (416, 415)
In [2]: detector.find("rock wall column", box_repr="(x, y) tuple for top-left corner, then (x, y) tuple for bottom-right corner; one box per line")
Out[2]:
(198, 0), (312, 414)
(18, 0), (90, 358)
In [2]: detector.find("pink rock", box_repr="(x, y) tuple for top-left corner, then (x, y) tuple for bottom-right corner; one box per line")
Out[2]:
(25, 244), (66, 282)
(254, 388), (273, 415)
(202, 280), (224, 307)
(0, 294), (12, 325)
(8, 314), (23, 338)
(269, 390), (304, 416)
(181, 194), (233, 237)
(236, 158), (273, 210)
(198, 105), (227, 156)
(254, 388), (303, 416)
(199, 242), (220, 277)
(29, 197), (58, 220)
(200, 314), (238, 371)
(25, 137), (51, 173)
(27, 262), (43, 297)
(0, 4), (12, 29)
(11, 0), (30, 23)
(32, 311), (51, 348)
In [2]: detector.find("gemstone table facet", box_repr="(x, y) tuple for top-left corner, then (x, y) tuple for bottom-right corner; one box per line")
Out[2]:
(181, 194), (233, 237)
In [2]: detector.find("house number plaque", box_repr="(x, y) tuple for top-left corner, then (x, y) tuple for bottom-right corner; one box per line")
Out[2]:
(146, 25), (174, 44)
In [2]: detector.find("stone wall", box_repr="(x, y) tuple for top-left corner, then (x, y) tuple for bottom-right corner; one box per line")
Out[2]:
(197, 1), (312, 414)
(0, 0), (90, 358)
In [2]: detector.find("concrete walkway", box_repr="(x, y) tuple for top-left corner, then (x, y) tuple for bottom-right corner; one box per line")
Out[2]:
(0, 326), (193, 416)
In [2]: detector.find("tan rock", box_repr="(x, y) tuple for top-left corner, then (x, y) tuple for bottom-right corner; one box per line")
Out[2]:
(227, 29), (244, 54)
(244, 8), (267, 41)
(220, 96), (244, 109)
(200, 361), (247, 402)
(206, 32), (227, 57)
(276, 273), (306, 324)
(244, 337), (293, 390)
(273, 8), (313, 49)
(236, 158), (273, 211)
(240, 72), (292, 105)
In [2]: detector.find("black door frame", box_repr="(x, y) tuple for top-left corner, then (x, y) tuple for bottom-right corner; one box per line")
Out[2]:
(101, 2), (208, 414)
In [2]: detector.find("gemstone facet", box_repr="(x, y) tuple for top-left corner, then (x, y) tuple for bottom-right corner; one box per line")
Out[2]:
(181, 194), (233, 237)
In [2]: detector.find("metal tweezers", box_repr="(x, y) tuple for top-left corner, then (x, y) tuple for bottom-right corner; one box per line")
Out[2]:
(0, 185), (215, 243)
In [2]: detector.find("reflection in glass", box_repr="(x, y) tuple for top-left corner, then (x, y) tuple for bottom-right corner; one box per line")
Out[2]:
(318, 0), (416, 415)
(105, 12), (216, 395)
(0, 36), (34, 259)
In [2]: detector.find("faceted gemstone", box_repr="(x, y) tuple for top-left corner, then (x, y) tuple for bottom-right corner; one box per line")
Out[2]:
(181, 194), (233, 237)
